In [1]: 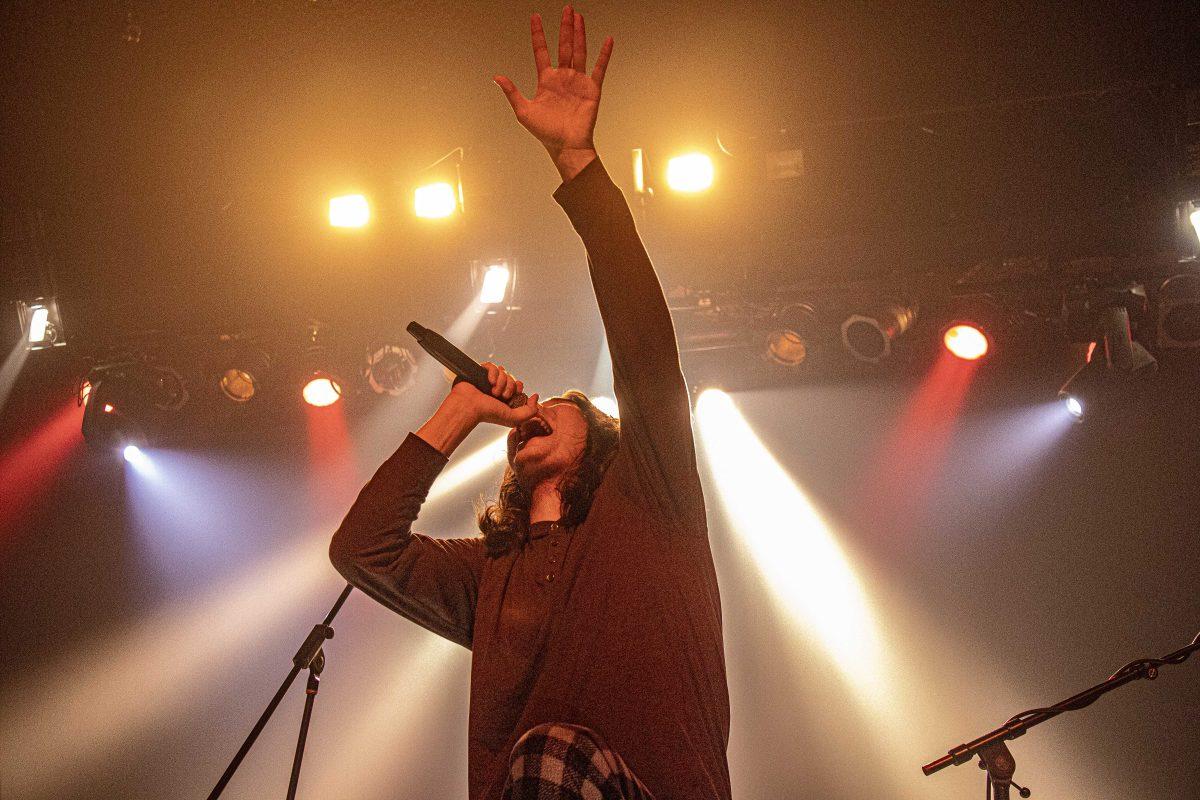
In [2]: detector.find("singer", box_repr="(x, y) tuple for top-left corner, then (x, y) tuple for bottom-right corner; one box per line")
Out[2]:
(329, 7), (730, 799)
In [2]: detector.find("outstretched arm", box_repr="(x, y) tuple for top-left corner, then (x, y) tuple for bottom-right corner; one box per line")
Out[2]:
(496, 7), (705, 533)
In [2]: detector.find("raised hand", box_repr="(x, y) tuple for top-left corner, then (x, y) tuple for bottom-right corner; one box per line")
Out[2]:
(494, 6), (613, 181)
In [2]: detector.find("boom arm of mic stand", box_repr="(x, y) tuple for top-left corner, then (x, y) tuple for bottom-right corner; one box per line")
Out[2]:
(921, 633), (1200, 777)
(206, 583), (355, 800)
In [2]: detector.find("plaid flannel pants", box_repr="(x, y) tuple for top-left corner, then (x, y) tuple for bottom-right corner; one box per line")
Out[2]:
(502, 722), (656, 800)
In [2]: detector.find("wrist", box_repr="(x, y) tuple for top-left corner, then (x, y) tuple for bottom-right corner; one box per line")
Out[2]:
(416, 394), (480, 457)
(548, 146), (598, 183)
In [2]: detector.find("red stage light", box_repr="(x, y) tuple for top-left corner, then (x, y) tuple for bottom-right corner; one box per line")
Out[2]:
(943, 324), (989, 361)
(302, 374), (342, 407)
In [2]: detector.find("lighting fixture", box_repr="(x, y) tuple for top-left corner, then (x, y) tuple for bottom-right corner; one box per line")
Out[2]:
(414, 181), (460, 219)
(765, 303), (820, 367)
(302, 373), (342, 407)
(16, 298), (66, 350)
(1156, 274), (1200, 349)
(363, 344), (417, 396)
(840, 304), (916, 364)
(479, 264), (511, 305)
(217, 345), (271, 403)
(1057, 303), (1156, 422)
(329, 194), (370, 228)
(942, 323), (990, 361)
(665, 153), (715, 193)
(471, 259), (516, 310)
(81, 371), (148, 450)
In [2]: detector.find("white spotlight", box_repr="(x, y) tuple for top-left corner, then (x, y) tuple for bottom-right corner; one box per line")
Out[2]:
(17, 298), (66, 350)
(123, 445), (157, 477)
(1065, 396), (1084, 419)
(28, 306), (49, 343)
(696, 389), (885, 699)
(479, 264), (511, 305)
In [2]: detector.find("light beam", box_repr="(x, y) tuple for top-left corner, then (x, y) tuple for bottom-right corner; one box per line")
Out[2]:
(695, 389), (886, 699)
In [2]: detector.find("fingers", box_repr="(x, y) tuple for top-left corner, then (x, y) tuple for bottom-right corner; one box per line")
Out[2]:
(530, 14), (551, 74)
(572, 11), (586, 72)
(557, 5), (573, 69)
(481, 362), (522, 401)
(591, 35), (613, 87)
(493, 74), (526, 113)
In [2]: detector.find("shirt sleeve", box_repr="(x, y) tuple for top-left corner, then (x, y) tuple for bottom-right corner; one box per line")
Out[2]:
(328, 432), (486, 649)
(553, 157), (706, 535)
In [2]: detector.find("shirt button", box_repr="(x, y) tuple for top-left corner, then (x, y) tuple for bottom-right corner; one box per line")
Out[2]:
(545, 573), (554, 582)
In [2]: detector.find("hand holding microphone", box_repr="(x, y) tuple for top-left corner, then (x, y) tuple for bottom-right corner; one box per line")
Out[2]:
(407, 321), (539, 428)
(452, 362), (540, 428)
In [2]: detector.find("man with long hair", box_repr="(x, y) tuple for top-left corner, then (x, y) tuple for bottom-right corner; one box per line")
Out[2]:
(329, 7), (731, 799)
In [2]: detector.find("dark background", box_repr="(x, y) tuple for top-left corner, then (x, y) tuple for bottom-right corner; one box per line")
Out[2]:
(2, 2), (1199, 799)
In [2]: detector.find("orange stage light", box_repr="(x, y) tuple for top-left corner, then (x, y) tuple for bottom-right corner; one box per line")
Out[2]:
(943, 324), (989, 361)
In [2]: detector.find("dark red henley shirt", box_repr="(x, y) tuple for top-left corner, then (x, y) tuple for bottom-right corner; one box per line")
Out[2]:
(329, 157), (731, 800)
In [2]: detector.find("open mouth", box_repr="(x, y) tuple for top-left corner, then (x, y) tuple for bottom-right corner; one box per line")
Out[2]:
(515, 416), (553, 451)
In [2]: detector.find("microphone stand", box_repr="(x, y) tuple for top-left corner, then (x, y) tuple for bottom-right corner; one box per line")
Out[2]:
(921, 631), (1200, 798)
(206, 583), (354, 800)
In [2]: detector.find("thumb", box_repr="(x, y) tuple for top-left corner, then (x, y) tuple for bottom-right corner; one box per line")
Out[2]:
(493, 75), (526, 113)
(505, 392), (539, 425)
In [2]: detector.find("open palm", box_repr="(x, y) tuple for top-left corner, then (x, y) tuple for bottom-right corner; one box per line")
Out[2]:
(495, 6), (613, 158)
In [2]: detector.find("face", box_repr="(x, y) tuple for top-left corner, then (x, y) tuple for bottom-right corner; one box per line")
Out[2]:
(507, 396), (589, 487)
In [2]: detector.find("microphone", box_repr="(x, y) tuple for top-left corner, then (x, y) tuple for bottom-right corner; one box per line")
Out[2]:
(406, 321), (529, 409)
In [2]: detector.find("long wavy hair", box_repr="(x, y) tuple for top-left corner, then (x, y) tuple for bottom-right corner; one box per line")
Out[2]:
(477, 390), (620, 556)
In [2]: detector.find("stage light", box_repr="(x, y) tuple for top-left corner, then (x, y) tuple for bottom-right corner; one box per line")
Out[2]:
(414, 181), (459, 219)
(1191, 208), (1200, 242)
(840, 304), (916, 364)
(766, 331), (805, 366)
(1156, 274), (1200, 349)
(1057, 302), (1156, 422)
(28, 306), (49, 342)
(766, 303), (820, 367)
(16, 298), (65, 350)
(942, 323), (989, 361)
(364, 344), (417, 396)
(329, 194), (370, 228)
(141, 365), (189, 411)
(471, 259), (517, 311)
(219, 369), (256, 402)
(479, 264), (511, 304)
(666, 153), (714, 193)
(631, 148), (648, 194)
(81, 372), (151, 450)
(216, 345), (270, 404)
(122, 445), (157, 477)
(302, 373), (342, 407)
